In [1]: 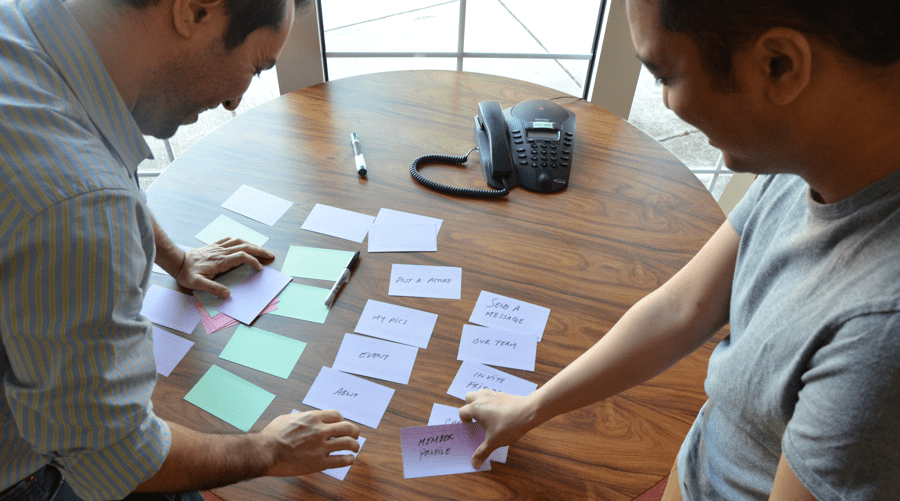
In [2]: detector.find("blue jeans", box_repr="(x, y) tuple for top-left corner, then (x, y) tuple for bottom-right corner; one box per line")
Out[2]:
(0, 465), (204, 501)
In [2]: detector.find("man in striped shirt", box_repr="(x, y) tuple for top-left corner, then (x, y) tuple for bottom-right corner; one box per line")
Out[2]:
(0, 0), (359, 499)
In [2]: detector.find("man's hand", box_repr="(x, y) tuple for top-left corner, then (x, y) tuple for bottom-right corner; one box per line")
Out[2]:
(260, 410), (361, 477)
(176, 237), (274, 298)
(458, 390), (535, 468)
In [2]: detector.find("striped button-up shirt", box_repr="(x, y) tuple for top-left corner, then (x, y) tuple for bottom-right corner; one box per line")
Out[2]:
(0, 0), (171, 498)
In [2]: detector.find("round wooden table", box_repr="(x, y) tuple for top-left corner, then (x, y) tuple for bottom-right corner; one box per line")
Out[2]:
(146, 70), (726, 501)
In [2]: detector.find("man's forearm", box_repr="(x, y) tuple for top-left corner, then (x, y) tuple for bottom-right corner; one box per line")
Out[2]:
(134, 421), (272, 493)
(527, 221), (739, 427)
(150, 214), (185, 277)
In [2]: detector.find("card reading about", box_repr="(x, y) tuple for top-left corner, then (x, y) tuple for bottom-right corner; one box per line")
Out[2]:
(141, 285), (201, 335)
(184, 365), (275, 432)
(446, 361), (538, 401)
(468, 291), (551, 341)
(195, 214), (269, 247)
(221, 185), (293, 226)
(354, 300), (438, 349)
(332, 333), (418, 385)
(400, 423), (491, 479)
(457, 325), (538, 372)
(428, 403), (508, 463)
(281, 246), (356, 281)
(219, 325), (307, 379)
(302, 366), (395, 429)
(152, 326), (194, 377)
(389, 264), (462, 300)
(301, 203), (375, 243)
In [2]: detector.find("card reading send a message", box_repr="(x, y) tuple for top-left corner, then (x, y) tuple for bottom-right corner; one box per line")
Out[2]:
(468, 291), (551, 342)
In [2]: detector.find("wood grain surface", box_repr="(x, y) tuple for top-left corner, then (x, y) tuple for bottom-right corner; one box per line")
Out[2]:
(146, 70), (726, 501)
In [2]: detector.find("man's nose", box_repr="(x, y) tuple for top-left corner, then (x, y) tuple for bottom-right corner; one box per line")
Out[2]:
(222, 96), (243, 111)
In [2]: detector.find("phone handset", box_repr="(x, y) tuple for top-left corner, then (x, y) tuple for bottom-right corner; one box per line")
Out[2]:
(475, 101), (514, 189)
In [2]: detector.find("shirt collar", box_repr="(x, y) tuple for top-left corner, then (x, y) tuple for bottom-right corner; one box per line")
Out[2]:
(23, 0), (153, 171)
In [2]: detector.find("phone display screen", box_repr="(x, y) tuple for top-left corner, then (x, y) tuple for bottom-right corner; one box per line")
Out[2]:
(526, 128), (559, 140)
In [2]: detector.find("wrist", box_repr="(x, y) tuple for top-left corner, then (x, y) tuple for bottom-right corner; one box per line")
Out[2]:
(522, 392), (546, 430)
(174, 250), (187, 278)
(247, 433), (278, 478)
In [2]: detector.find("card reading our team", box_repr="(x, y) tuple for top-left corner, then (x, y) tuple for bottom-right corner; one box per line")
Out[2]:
(457, 325), (538, 372)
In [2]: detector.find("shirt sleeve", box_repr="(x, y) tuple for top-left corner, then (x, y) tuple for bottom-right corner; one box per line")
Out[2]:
(783, 311), (900, 500)
(1, 189), (171, 501)
(727, 174), (770, 236)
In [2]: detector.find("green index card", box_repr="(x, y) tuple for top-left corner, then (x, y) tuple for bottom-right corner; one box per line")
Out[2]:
(268, 283), (331, 324)
(195, 215), (269, 247)
(183, 365), (275, 432)
(219, 325), (307, 379)
(281, 246), (355, 281)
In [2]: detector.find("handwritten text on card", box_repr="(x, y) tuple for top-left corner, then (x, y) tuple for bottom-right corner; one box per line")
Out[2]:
(389, 264), (462, 300)
(469, 291), (551, 341)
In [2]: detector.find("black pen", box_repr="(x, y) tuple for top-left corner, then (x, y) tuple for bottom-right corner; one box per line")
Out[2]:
(324, 251), (361, 306)
(350, 132), (367, 177)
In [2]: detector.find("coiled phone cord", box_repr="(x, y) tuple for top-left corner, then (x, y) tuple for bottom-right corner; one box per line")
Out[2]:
(409, 148), (510, 198)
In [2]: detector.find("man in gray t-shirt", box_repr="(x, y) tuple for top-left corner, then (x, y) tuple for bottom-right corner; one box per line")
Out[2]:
(680, 173), (900, 499)
(459, 0), (900, 499)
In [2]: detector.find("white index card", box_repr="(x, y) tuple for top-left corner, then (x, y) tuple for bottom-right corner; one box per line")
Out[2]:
(468, 290), (551, 341)
(446, 361), (538, 401)
(457, 324), (538, 371)
(301, 203), (375, 243)
(368, 224), (437, 253)
(332, 333), (419, 385)
(374, 208), (443, 236)
(302, 366), (395, 429)
(221, 185), (293, 226)
(389, 264), (462, 299)
(354, 299), (438, 349)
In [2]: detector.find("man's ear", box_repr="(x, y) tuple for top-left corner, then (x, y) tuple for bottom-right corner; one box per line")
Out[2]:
(171, 0), (226, 40)
(752, 28), (812, 105)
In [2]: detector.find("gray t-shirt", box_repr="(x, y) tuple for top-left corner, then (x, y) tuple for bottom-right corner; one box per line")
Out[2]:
(679, 172), (900, 500)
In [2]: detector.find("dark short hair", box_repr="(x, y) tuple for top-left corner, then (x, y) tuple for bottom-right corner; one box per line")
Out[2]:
(655, 0), (900, 89)
(117, 0), (307, 50)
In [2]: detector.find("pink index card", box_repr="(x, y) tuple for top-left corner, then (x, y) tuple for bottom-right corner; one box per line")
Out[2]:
(151, 325), (194, 377)
(400, 423), (491, 478)
(141, 284), (201, 334)
(194, 265), (291, 325)
(196, 297), (278, 335)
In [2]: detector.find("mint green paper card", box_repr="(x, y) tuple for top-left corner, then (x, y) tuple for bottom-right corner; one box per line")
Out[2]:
(268, 283), (331, 324)
(195, 215), (268, 247)
(219, 325), (307, 379)
(281, 246), (355, 281)
(184, 365), (274, 432)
